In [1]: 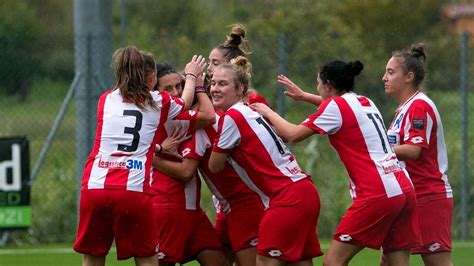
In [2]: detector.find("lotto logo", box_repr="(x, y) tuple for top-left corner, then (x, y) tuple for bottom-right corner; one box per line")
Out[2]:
(157, 252), (166, 260)
(182, 148), (191, 157)
(429, 242), (441, 252)
(339, 234), (352, 242)
(268, 249), (283, 257)
(410, 136), (424, 144)
(249, 238), (258, 246)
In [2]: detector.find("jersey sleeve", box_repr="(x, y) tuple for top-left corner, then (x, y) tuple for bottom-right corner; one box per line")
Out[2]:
(213, 113), (241, 153)
(301, 99), (342, 135)
(159, 92), (184, 121)
(403, 100), (431, 149)
(181, 129), (211, 160)
(174, 110), (199, 134)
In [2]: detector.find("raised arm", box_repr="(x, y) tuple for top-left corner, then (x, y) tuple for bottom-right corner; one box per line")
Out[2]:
(251, 102), (313, 143)
(181, 55), (206, 109)
(192, 73), (216, 130)
(278, 74), (322, 106)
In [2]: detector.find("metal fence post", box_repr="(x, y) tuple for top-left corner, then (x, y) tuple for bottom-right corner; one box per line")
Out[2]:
(73, 0), (113, 212)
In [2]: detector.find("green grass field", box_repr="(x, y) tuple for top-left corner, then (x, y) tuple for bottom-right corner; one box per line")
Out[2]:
(0, 241), (473, 266)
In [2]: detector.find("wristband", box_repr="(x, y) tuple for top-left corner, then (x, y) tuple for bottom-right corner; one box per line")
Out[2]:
(185, 73), (197, 79)
(185, 76), (196, 82)
(195, 86), (206, 93)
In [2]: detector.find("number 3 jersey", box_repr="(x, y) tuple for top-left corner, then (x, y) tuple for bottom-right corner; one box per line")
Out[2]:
(82, 89), (184, 194)
(387, 91), (452, 198)
(301, 92), (413, 200)
(213, 101), (310, 198)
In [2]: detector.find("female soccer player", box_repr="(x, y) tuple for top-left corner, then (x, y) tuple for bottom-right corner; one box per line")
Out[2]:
(383, 43), (453, 266)
(151, 63), (227, 266)
(153, 59), (267, 266)
(208, 56), (322, 266)
(200, 23), (268, 266)
(252, 60), (420, 266)
(73, 46), (203, 266)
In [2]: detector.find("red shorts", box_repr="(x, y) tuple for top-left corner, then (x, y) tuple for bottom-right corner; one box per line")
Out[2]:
(333, 190), (420, 252)
(257, 179), (323, 262)
(154, 207), (223, 263)
(215, 197), (264, 252)
(214, 211), (231, 248)
(73, 189), (158, 260)
(411, 195), (453, 254)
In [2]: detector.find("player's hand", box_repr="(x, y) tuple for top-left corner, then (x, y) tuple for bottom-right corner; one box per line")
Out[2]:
(184, 55), (207, 79)
(195, 73), (205, 87)
(277, 74), (306, 101)
(159, 127), (191, 160)
(250, 102), (273, 117)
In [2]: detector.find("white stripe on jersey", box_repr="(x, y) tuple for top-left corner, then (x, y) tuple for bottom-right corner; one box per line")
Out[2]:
(227, 157), (270, 209)
(313, 100), (342, 134)
(219, 114), (242, 149)
(225, 103), (307, 182)
(194, 129), (211, 157)
(184, 175), (198, 210)
(390, 92), (451, 197)
(342, 93), (403, 198)
(86, 90), (183, 192)
(425, 96), (452, 197)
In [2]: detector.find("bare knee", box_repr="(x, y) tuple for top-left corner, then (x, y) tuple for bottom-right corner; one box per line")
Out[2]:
(323, 254), (348, 266)
(197, 250), (229, 266)
(421, 252), (453, 266)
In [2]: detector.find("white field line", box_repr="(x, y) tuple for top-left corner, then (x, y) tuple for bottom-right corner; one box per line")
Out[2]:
(0, 242), (473, 255)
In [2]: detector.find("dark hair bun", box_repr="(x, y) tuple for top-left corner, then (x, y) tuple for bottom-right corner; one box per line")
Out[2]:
(348, 60), (364, 76)
(409, 43), (426, 60)
(225, 24), (246, 47)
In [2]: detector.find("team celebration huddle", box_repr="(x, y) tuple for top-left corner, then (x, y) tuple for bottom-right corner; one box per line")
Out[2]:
(71, 24), (453, 266)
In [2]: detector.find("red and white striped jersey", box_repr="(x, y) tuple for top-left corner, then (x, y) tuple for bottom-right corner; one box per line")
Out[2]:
(82, 89), (184, 194)
(301, 92), (413, 200)
(213, 102), (310, 198)
(151, 109), (202, 210)
(387, 91), (452, 198)
(184, 113), (268, 214)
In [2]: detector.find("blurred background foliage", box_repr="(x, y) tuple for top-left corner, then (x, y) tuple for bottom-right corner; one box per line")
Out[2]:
(0, 0), (472, 243)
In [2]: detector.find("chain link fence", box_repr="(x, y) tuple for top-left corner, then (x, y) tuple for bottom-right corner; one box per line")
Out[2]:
(1, 24), (473, 245)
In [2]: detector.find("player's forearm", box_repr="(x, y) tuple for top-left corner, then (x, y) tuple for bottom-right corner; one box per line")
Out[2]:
(153, 157), (195, 181)
(193, 92), (215, 130)
(393, 144), (422, 161)
(181, 76), (197, 109)
(260, 109), (300, 142)
(305, 92), (323, 106)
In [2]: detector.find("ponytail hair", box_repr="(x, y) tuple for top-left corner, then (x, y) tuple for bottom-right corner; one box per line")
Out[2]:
(112, 46), (157, 111)
(216, 24), (250, 62)
(392, 42), (427, 89)
(319, 60), (363, 93)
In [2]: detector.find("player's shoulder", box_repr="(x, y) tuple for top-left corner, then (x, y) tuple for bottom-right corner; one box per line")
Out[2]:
(409, 95), (435, 113)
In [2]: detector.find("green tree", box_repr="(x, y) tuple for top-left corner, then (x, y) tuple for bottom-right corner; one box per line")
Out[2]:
(0, 1), (42, 101)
